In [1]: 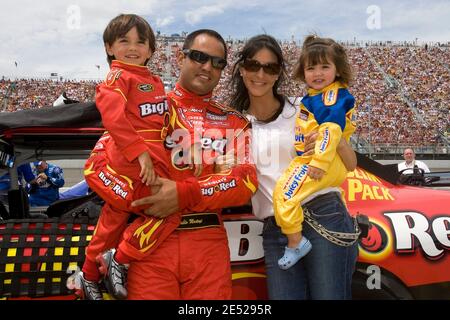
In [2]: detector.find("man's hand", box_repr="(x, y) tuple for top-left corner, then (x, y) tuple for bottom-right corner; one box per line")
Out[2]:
(131, 177), (179, 218)
(38, 172), (47, 180)
(303, 131), (319, 156)
(36, 173), (47, 184)
(138, 152), (156, 186)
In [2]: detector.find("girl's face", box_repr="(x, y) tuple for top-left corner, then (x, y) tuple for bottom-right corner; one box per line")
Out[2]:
(304, 59), (337, 90)
(239, 47), (280, 99)
(106, 26), (152, 66)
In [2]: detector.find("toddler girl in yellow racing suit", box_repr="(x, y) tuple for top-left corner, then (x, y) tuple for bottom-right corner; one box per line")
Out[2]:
(273, 35), (356, 270)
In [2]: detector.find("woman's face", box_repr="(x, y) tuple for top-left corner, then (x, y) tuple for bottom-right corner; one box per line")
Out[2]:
(239, 47), (280, 99)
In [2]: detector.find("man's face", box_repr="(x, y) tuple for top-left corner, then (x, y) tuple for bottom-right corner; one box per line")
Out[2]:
(177, 34), (225, 96)
(37, 161), (48, 172)
(403, 149), (415, 163)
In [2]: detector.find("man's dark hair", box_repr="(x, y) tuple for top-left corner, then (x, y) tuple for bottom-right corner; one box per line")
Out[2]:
(182, 29), (227, 59)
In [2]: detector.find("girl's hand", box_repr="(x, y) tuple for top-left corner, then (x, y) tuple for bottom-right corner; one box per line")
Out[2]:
(138, 152), (156, 185)
(307, 165), (325, 180)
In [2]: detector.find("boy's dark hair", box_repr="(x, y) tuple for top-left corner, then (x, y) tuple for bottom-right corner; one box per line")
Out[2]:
(229, 34), (287, 123)
(294, 35), (353, 86)
(182, 29), (227, 59)
(103, 14), (156, 66)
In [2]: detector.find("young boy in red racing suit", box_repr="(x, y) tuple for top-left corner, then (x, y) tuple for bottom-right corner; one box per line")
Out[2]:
(77, 14), (194, 300)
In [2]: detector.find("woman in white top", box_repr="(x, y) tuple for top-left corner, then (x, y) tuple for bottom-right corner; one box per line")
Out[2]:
(228, 34), (357, 299)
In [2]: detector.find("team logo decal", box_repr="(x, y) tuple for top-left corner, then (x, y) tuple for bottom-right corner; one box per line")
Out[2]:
(139, 99), (168, 117)
(137, 83), (154, 92)
(206, 111), (227, 121)
(358, 218), (393, 261)
(282, 164), (308, 200)
(202, 179), (237, 196)
(384, 211), (450, 260)
(323, 88), (338, 106)
(319, 128), (330, 153)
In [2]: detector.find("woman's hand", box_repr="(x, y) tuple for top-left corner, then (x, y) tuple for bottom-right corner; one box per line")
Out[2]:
(307, 165), (325, 180)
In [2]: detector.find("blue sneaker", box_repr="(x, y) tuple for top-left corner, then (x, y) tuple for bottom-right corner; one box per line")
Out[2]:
(278, 237), (312, 270)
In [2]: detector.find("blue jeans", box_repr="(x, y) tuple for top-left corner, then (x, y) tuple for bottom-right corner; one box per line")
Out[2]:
(262, 192), (358, 300)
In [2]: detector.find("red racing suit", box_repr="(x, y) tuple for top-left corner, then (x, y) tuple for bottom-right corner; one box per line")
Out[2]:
(124, 83), (258, 299)
(82, 60), (176, 280)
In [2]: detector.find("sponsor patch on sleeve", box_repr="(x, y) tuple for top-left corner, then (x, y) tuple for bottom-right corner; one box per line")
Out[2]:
(137, 83), (154, 92)
(105, 69), (122, 86)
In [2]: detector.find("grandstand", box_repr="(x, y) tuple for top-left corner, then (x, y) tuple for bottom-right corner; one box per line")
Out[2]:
(1, 36), (449, 159)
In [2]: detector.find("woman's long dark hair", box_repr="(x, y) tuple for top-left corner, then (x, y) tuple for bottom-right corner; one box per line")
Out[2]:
(229, 34), (287, 123)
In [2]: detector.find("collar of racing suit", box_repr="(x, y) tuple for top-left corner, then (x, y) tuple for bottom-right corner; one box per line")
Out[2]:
(110, 60), (152, 76)
(172, 83), (213, 107)
(307, 81), (346, 97)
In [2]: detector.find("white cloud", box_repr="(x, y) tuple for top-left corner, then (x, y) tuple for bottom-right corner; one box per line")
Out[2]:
(185, 5), (226, 25)
(157, 16), (175, 27)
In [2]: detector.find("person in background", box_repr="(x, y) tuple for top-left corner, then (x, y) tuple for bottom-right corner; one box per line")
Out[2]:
(59, 179), (90, 200)
(398, 148), (430, 174)
(0, 163), (36, 204)
(29, 160), (64, 206)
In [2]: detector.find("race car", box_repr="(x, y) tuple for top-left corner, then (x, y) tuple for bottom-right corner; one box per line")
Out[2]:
(0, 102), (449, 300)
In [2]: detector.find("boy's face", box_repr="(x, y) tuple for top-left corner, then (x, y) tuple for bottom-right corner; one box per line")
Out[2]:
(106, 26), (152, 66)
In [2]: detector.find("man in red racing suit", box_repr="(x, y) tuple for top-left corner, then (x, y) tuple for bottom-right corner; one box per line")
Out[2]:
(120, 83), (257, 299)
(123, 30), (258, 299)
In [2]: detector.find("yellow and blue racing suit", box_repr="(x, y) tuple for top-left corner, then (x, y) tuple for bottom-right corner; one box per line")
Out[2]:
(273, 81), (356, 235)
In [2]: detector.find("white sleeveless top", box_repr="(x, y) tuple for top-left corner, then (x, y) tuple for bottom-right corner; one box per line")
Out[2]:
(247, 97), (341, 220)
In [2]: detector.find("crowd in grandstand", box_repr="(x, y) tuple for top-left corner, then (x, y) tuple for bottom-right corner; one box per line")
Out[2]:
(1, 37), (449, 147)
(0, 78), (96, 112)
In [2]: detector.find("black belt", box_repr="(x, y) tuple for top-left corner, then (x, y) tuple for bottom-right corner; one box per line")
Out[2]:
(176, 213), (220, 230)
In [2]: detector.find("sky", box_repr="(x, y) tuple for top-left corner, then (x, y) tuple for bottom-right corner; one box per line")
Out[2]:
(0, 0), (449, 80)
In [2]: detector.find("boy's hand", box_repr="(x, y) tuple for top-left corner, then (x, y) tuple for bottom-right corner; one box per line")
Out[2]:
(138, 152), (156, 186)
(307, 165), (325, 181)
